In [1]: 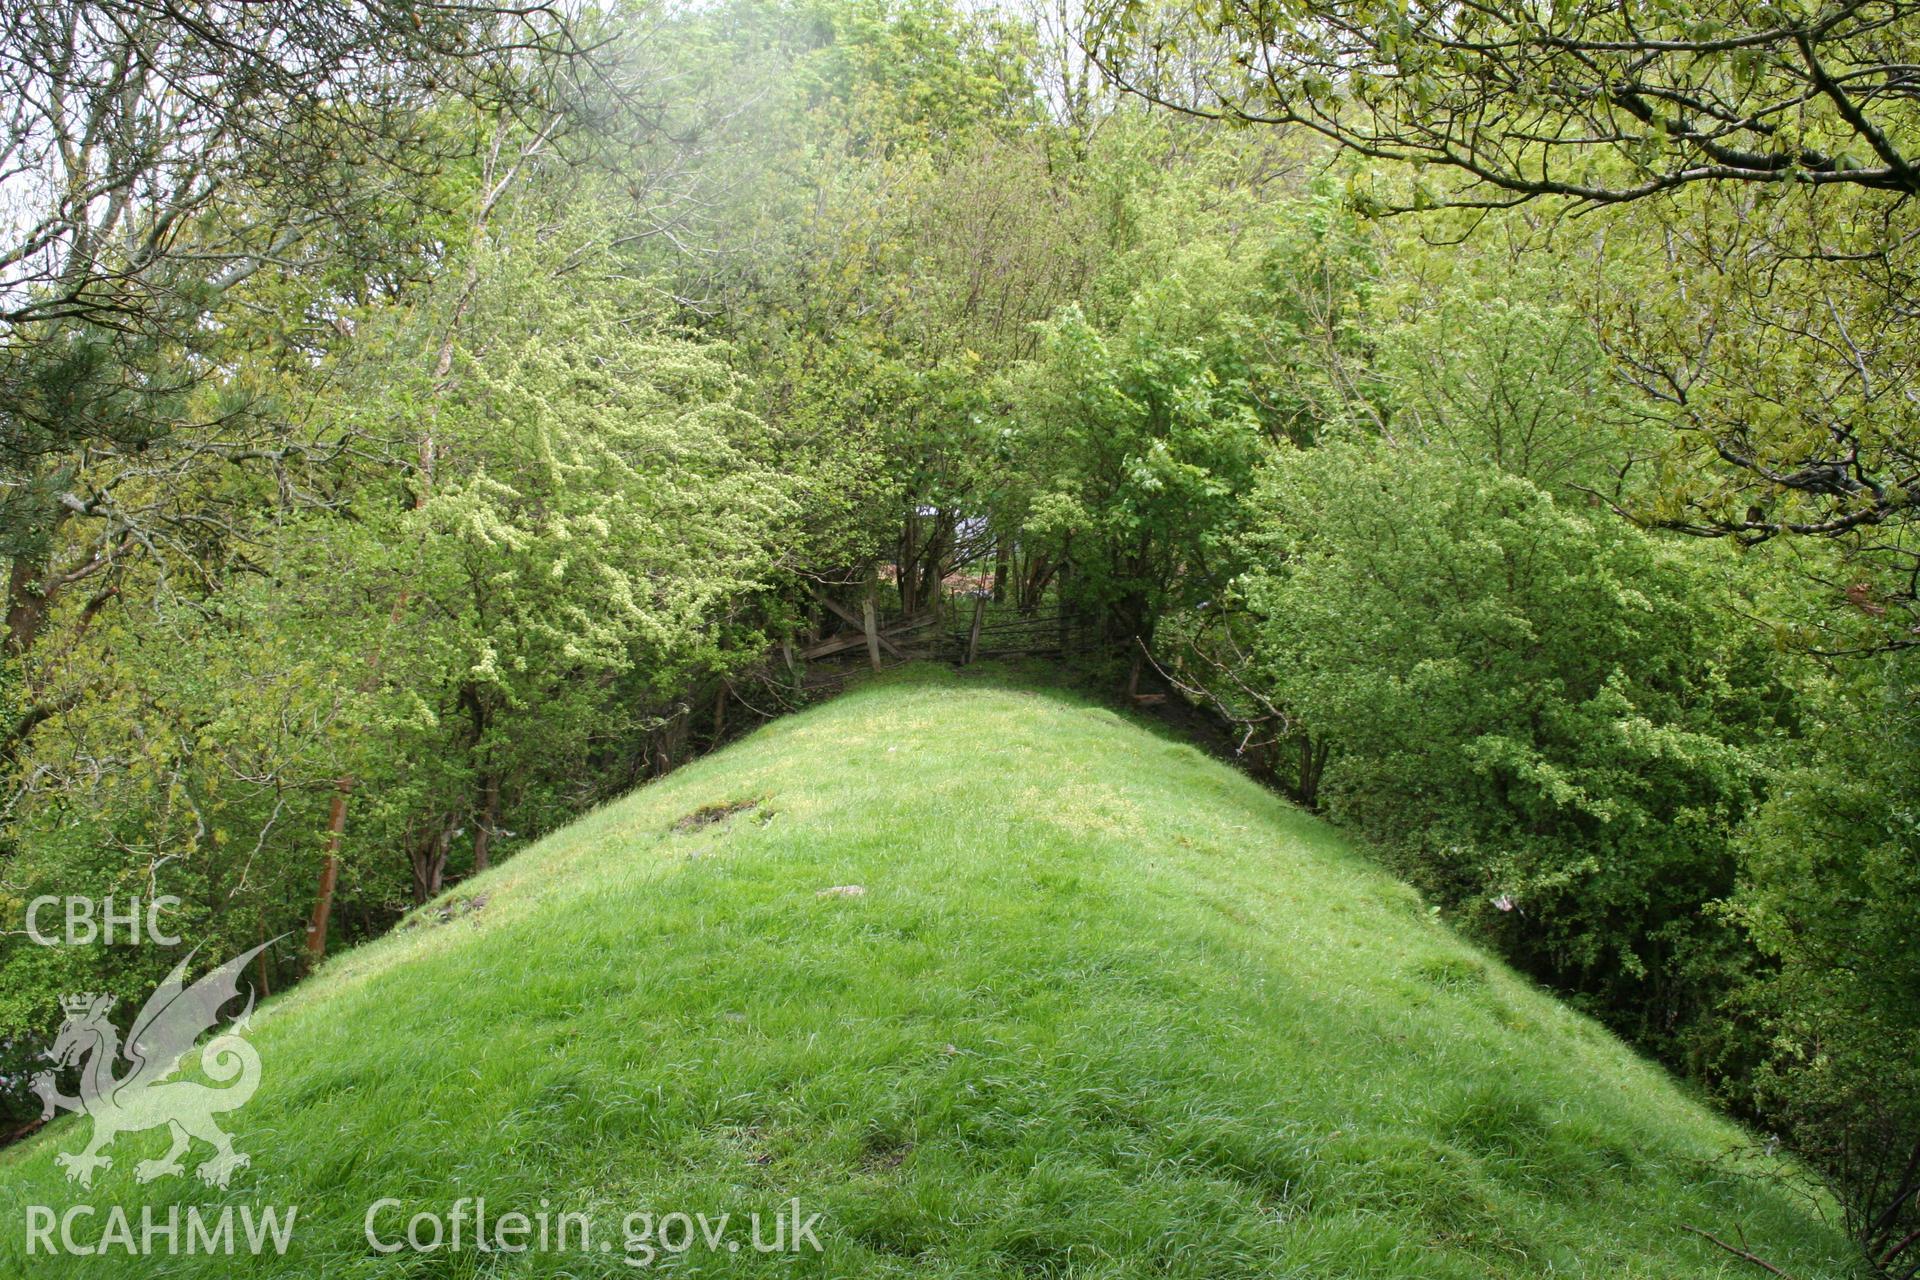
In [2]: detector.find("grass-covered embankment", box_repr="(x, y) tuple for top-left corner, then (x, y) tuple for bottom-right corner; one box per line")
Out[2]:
(0, 666), (1852, 1277)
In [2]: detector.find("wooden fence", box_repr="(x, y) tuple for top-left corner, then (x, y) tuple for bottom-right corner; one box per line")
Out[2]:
(785, 583), (1097, 683)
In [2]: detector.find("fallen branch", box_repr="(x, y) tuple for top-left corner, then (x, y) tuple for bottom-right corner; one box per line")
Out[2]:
(1681, 1225), (1800, 1279)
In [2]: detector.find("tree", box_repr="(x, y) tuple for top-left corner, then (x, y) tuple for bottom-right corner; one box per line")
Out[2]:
(1092, 0), (1920, 645)
(994, 169), (1373, 660)
(1094, 1), (1920, 206)
(1235, 439), (1785, 1053)
(0, 186), (795, 1099)
(0, 0), (583, 667)
(342, 215), (794, 903)
(1736, 656), (1920, 1280)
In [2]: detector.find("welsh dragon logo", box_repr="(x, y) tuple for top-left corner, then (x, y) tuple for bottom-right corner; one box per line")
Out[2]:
(30, 943), (269, 1190)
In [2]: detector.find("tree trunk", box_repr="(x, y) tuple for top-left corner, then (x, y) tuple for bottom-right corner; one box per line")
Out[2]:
(255, 921), (273, 998)
(410, 820), (453, 905)
(654, 706), (691, 776)
(470, 771), (501, 875)
(899, 514), (919, 616)
(1020, 554), (1054, 614)
(915, 512), (951, 610)
(302, 777), (351, 972)
(5, 555), (49, 658)
(781, 636), (802, 698)
(1295, 734), (1329, 809)
(1056, 561), (1072, 653)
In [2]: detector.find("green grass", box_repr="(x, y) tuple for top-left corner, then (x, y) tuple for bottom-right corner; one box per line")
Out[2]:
(0, 666), (1855, 1277)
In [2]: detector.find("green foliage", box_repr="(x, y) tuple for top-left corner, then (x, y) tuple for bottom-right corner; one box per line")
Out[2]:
(1236, 440), (1785, 1049)
(1371, 253), (1647, 498)
(0, 136), (797, 1077)
(1734, 658), (1920, 1273)
(333, 212), (794, 885)
(791, 0), (1039, 154)
(996, 180), (1375, 641)
(1001, 286), (1265, 639)
(1112, 0), (1920, 643)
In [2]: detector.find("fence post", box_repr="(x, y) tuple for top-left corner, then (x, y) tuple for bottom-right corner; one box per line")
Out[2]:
(966, 594), (986, 665)
(862, 582), (883, 672)
(1056, 562), (1071, 655)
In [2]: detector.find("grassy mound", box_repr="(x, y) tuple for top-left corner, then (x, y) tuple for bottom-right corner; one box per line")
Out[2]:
(1, 667), (1852, 1277)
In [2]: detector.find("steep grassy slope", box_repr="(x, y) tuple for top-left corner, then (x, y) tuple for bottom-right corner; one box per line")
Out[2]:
(1, 667), (1852, 1277)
